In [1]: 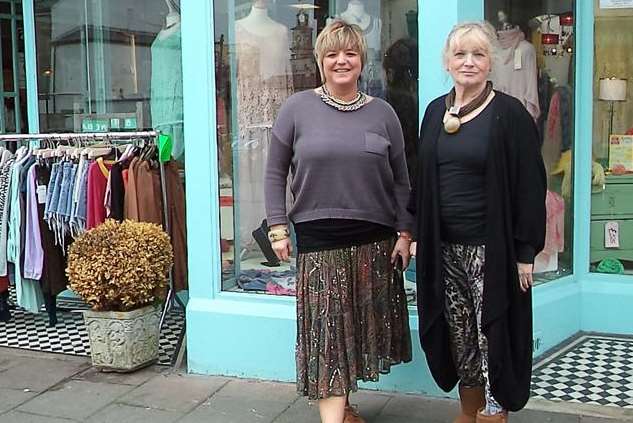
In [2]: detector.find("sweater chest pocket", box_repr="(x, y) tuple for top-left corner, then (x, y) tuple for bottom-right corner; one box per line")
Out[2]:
(364, 132), (390, 156)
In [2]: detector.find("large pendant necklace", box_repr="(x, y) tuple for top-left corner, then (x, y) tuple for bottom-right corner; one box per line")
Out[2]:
(319, 85), (368, 112)
(444, 81), (493, 134)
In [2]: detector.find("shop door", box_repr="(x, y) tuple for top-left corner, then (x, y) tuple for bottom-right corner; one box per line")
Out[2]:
(0, 0), (26, 133)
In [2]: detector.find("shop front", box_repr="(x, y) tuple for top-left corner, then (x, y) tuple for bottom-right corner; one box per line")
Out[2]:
(0, 0), (632, 410)
(183, 0), (633, 407)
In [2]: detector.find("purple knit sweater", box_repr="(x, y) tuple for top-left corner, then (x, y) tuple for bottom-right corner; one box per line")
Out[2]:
(265, 90), (413, 231)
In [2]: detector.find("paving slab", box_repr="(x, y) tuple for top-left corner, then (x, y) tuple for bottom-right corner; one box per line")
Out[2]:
(0, 356), (88, 391)
(0, 410), (78, 423)
(85, 403), (183, 423)
(180, 396), (292, 423)
(120, 373), (229, 412)
(16, 380), (132, 421)
(380, 392), (455, 420)
(346, 391), (392, 419)
(216, 379), (299, 403)
(269, 398), (321, 423)
(72, 365), (165, 387)
(0, 387), (38, 414)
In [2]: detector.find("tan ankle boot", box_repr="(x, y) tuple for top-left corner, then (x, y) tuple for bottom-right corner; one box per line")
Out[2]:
(453, 386), (486, 423)
(475, 409), (508, 423)
(343, 405), (366, 423)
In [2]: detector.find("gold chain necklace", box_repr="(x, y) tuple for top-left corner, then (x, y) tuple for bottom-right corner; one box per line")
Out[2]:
(319, 85), (368, 112)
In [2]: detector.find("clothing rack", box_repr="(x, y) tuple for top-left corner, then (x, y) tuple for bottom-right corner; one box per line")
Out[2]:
(0, 131), (176, 331)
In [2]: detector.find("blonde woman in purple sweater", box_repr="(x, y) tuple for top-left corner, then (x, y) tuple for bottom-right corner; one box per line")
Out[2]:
(264, 20), (414, 423)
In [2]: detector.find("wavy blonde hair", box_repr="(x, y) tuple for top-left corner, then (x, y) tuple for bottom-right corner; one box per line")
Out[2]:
(314, 20), (367, 83)
(442, 21), (498, 70)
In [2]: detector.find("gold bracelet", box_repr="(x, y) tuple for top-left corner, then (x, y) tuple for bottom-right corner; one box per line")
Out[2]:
(268, 228), (290, 242)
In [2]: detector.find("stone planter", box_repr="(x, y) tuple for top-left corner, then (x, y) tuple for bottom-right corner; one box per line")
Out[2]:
(83, 304), (161, 372)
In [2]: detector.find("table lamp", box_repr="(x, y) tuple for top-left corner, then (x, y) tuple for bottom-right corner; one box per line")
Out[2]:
(599, 77), (627, 165)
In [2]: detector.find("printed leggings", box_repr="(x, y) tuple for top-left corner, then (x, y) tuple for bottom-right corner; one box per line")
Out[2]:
(441, 242), (504, 415)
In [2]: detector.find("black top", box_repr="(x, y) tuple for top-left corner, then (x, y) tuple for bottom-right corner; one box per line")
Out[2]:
(437, 103), (492, 245)
(294, 219), (395, 253)
(408, 91), (546, 411)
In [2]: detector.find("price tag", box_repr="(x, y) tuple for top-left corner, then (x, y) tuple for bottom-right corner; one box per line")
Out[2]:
(605, 221), (620, 248)
(514, 48), (522, 70)
(36, 184), (47, 204)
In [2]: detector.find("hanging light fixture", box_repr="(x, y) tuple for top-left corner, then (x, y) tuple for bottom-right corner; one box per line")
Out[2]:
(560, 11), (573, 26)
(541, 33), (559, 45)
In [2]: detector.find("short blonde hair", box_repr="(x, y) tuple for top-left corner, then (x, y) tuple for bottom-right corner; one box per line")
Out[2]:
(442, 21), (497, 70)
(314, 20), (367, 83)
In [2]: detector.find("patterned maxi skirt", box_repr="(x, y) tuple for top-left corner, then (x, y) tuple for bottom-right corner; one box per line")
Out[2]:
(295, 237), (412, 400)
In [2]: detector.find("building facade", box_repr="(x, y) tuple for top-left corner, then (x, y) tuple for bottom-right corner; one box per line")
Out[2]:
(4, 0), (633, 405)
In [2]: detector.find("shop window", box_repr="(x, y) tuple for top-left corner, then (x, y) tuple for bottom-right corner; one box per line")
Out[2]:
(0, 0), (27, 133)
(485, 0), (575, 284)
(590, 5), (633, 275)
(34, 0), (185, 162)
(214, 0), (419, 297)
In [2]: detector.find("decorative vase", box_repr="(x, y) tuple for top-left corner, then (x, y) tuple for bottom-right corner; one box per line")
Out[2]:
(83, 304), (161, 372)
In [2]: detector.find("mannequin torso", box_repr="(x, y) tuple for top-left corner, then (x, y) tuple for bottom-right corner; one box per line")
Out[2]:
(340, 0), (371, 31)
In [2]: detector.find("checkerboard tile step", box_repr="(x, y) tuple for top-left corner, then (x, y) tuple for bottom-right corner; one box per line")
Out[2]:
(531, 335), (633, 409)
(0, 290), (184, 365)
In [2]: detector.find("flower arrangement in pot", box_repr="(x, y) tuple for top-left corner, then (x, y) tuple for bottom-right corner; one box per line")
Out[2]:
(67, 219), (173, 372)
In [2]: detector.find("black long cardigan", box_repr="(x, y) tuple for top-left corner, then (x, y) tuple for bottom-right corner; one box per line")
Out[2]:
(409, 91), (546, 411)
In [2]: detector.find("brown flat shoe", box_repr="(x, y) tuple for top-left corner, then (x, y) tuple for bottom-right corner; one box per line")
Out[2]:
(343, 405), (366, 423)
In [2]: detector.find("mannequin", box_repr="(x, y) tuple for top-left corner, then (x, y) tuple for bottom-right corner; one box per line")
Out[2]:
(340, 0), (371, 31)
(490, 16), (540, 121)
(151, 0), (184, 160)
(497, 10), (514, 31)
(235, 0), (293, 254)
(338, 0), (384, 97)
(164, 0), (180, 31)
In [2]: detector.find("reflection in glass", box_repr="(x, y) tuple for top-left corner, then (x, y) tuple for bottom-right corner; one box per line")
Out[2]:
(34, 0), (184, 158)
(590, 8), (633, 274)
(215, 0), (419, 298)
(485, 1), (575, 284)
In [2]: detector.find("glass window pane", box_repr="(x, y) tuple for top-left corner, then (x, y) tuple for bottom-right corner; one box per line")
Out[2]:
(35, 0), (184, 163)
(485, 1), (575, 285)
(215, 0), (419, 296)
(1, 17), (15, 92)
(590, 6), (633, 274)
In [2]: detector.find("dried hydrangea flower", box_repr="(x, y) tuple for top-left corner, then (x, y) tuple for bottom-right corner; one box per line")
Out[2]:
(67, 219), (174, 311)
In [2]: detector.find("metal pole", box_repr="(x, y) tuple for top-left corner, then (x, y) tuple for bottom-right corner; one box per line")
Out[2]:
(158, 159), (174, 330)
(0, 131), (159, 142)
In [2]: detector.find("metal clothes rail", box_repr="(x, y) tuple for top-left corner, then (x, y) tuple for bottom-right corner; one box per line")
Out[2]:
(0, 131), (176, 331)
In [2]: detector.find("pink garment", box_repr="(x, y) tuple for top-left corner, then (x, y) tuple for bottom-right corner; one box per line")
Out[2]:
(536, 190), (565, 260)
(86, 160), (111, 229)
(541, 92), (562, 184)
(23, 165), (44, 280)
(491, 28), (540, 121)
(265, 281), (295, 296)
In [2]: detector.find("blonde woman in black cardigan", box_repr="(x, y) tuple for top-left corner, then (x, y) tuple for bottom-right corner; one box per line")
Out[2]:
(409, 22), (546, 423)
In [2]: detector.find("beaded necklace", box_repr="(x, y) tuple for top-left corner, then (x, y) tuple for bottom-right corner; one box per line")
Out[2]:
(319, 85), (368, 112)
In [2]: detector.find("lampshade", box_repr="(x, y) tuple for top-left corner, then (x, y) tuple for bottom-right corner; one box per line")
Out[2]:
(599, 78), (627, 101)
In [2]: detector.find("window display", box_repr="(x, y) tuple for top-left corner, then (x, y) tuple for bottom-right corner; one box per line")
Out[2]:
(35, 0), (185, 162)
(0, 0), (27, 133)
(485, 1), (575, 284)
(590, 5), (633, 274)
(215, 0), (419, 297)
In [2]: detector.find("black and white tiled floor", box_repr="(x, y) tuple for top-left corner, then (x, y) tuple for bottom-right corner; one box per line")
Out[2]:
(0, 291), (185, 365)
(532, 334), (633, 409)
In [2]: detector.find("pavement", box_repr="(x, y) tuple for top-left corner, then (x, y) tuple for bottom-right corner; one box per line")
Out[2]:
(1, 347), (632, 423)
